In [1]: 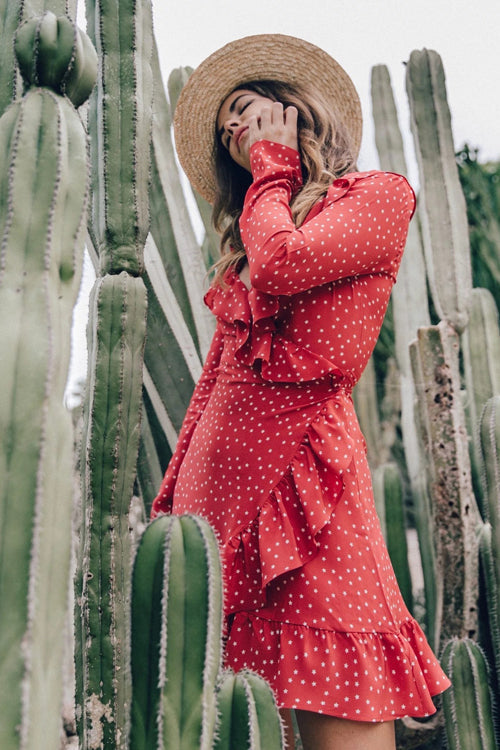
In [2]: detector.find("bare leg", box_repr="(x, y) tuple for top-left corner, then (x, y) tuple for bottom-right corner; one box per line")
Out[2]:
(295, 710), (395, 750)
(280, 709), (296, 750)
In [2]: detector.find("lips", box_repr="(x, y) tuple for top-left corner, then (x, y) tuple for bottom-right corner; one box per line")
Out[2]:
(235, 126), (249, 151)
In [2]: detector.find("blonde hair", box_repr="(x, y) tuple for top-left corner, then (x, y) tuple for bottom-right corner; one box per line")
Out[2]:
(210, 80), (358, 284)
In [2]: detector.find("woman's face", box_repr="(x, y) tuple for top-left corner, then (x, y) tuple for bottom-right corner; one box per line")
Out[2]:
(216, 88), (275, 172)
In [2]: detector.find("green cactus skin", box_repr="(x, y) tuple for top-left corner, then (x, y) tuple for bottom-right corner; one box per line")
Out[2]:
(478, 397), (500, 688)
(214, 670), (284, 750)
(75, 272), (148, 749)
(371, 65), (438, 645)
(150, 48), (215, 360)
(0, 22), (92, 748)
(406, 49), (472, 334)
(373, 464), (414, 611)
(130, 514), (222, 750)
(85, 0), (153, 276)
(462, 296), (500, 516)
(441, 637), (497, 750)
(479, 522), (500, 690)
(167, 66), (220, 270)
(14, 11), (98, 108)
(0, 0), (22, 115)
(409, 322), (479, 650)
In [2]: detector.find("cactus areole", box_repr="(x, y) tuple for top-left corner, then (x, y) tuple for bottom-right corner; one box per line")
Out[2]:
(14, 12), (97, 107)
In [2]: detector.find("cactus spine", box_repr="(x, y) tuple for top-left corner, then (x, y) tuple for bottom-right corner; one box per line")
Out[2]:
(0, 11), (95, 748)
(130, 515), (284, 750)
(74, 0), (153, 746)
(441, 638), (497, 750)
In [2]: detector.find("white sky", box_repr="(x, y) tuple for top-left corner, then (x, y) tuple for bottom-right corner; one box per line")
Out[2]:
(67, 0), (500, 402)
(153, 0), (500, 178)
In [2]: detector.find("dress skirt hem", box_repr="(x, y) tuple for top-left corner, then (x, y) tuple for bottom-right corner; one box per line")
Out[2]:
(225, 612), (450, 722)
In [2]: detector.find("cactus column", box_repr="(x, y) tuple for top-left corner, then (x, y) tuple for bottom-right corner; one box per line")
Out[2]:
(405, 49), (480, 651)
(0, 12), (96, 749)
(74, 0), (153, 747)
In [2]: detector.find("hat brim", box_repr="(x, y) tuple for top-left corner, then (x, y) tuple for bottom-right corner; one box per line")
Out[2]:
(173, 33), (362, 204)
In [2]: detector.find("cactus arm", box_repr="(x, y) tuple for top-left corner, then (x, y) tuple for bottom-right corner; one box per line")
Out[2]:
(85, 0), (152, 276)
(406, 49), (472, 333)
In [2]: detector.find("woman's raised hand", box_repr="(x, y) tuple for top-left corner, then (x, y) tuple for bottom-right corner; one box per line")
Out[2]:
(248, 102), (298, 153)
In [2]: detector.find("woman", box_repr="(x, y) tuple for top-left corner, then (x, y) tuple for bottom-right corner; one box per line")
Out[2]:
(152, 34), (450, 750)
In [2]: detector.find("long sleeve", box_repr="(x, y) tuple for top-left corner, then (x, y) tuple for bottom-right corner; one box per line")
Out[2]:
(151, 322), (225, 517)
(240, 141), (416, 296)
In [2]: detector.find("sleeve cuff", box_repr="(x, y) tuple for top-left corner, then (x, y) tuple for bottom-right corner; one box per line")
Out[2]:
(249, 140), (303, 194)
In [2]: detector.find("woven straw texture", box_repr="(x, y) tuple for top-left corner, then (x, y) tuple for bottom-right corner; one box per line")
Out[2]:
(173, 33), (362, 203)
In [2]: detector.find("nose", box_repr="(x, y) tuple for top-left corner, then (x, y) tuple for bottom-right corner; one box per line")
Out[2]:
(223, 117), (240, 136)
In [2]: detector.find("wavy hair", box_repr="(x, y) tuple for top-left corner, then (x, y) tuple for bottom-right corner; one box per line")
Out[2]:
(211, 80), (358, 284)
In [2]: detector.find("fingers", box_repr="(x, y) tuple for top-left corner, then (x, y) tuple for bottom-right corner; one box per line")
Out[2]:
(248, 102), (299, 152)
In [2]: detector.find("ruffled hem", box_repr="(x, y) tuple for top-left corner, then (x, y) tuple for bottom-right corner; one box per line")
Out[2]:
(204, 271), (347, 383)
(225, 613), (451, 722)
(222, 396), (355, 614)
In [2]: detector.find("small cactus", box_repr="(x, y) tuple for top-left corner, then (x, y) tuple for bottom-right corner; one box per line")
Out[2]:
(441, 637), (497, 750)
(214, 670), (284, 750)
(130, 515), (284, 750)
(131, 514), (221, 750)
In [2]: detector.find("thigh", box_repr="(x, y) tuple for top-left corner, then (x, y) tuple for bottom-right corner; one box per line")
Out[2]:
(295, 710), (395, 750)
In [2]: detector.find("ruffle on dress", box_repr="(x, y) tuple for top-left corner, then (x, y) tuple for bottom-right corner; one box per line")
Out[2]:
(221, 397), (355, 615)
(205, 271), (348, 384)
(225, 612), (449, 721)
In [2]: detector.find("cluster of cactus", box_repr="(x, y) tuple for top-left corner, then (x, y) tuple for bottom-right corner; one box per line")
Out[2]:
(367, 49), (500, 748)
(0, 8), (96, 748)
(130, 514), (284, 749)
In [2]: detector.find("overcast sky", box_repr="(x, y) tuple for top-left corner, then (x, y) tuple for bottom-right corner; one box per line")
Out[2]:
(67, 0), (499, 403)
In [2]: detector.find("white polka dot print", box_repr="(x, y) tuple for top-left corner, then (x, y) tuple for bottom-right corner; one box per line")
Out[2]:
(152, 140), (451, 721)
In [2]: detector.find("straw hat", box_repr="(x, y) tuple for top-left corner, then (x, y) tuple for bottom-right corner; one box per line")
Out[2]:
(173, 33), (363, 204)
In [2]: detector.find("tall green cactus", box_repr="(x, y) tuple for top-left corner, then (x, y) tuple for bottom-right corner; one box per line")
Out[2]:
(371, 64), (437, 642)
(405, 50), (480, 652)
(74, 0), (153, 746)
(406, 48), (472, 333)
(441, 637), (497, 750)
(0, 11), (96, 749)
(130, 515), (284, 750)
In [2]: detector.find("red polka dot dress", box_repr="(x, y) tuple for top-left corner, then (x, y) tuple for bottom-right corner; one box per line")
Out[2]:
(151, 140), (451, 721)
